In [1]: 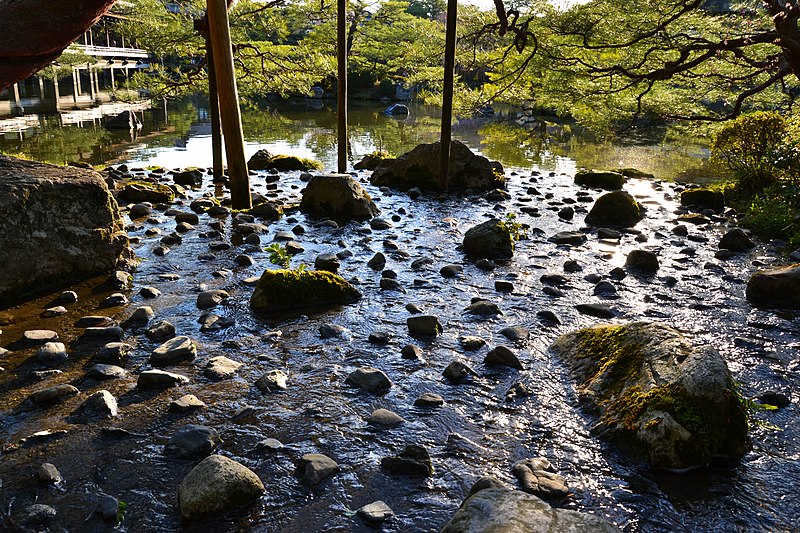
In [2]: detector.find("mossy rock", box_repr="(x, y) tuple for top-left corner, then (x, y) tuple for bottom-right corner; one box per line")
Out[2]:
(354, 151), (394, 171)
(574, 170), (625, 190)
(615, 167), (655, 180)
(462, 219), (514, 260)
(247, 149), (323, 172)
(585, 191), (642, 227)
(117, 180), (175, 204)
(550, 322), (749, 470)
(249, 269), (361, 313)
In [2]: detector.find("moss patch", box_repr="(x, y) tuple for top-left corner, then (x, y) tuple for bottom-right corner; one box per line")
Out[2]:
(267, 155), (323, 172)
(118, 180), (175, 203)
(249, 269), (361, 313)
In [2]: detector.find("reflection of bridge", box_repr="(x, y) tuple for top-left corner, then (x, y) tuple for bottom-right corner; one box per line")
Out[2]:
(0, 13), (152, 117)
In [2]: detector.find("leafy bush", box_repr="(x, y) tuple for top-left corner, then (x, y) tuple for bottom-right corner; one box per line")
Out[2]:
(739, 183), (800, 246)
(710, 111), (800, 193)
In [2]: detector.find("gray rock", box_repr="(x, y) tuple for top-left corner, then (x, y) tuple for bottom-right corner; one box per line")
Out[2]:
(459, 336), (486, 351)
(345, 367), (392, 394)
(407, 315), (442, 337)
(255, 438), (285, 451)
(548, 231), (586, 246)
(170, 394), (207, 412)
(414, 392), (444, 407)
(23, 329), (59, 346)
(299, 173), (378, 221)
(71, 390), (118, 422)
(401, 344), (424, 360)
(625, 249), (659, 275)
(440, 264), (463, 278)
(197, 290), (229, 309)
(296, 453), (340, 485)
(86, 364), (127, 380)
(28, 383), (79, 405)
(512, 458), (569, 498)
(381, 444), (433, 477)
(126, 305), (154, 325)
(151, 336), (197, 366)
(320, 323), (349, 339)
(255, 369), (288, 392)
(357, 501), (394, 523)
(0, 156), (131, 306)
(463, 219), (514, 260)
(95, 494), (120, 521)
(35, 342), (68, 364)
(550, 322), (749, 470)
(137, 369), (190, 389)
(443, 361), (477, 384)
(465, 299), (502, 316)
(440, 488), (619, 533)
(41, 306), (67, 317)
(484, 346), (524, 370)
(368, 408), (405, 426)
(747, 264), (800, 309)
(719, 228), (755, 252)
(575, 303), (616, 318)
(145, 320), (176, 341)
(574, 169), (625, 190)
(13, 504), (58, 528)
(78, 326), (123, 343)
(95, 342), (132, 365)
(205, 356), (242, 380)
(178, 455), (265, 520)
(367, 252), (387, 270)
(499, 326), (529, 342)
(166, 425), (221, 459)
(314, 253), (340, 273)
(38, 463), (62, 484)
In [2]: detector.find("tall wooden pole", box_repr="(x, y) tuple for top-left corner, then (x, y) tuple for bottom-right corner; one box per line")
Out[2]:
(337, 0), (348, 174)
(207, 0), (251, 209)
(438, 0), (458, 189)
(206, 38), (224, 183)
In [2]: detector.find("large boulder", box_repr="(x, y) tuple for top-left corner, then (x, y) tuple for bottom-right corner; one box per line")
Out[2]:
(746, 264), (800, 309)
(178, 455), (265, 521)
(441, 488), (619, 533)
(0, 156), (132, 307)
(550, 322), (749, 470)
(584, 191), (642, 227)
(462, 219), (514, 260)
(574, 169), (625, 190)
(299, 174), (378, 221)
(354, 151), (394, 171)
(370, 140), (503, 191)
(249, 269), (361, 313)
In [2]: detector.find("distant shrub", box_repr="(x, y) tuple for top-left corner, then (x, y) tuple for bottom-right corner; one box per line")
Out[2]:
(710, 111), (800, 193)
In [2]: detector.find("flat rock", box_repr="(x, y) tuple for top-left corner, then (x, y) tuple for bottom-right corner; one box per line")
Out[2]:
(166, 425), (221, 459)
(151, 336), (196, 366)
(368, 408), (405, 426)
(170, 394), (206, 412)
(357, 501), (394, 523)
(255, 369), (288, 392)
(205, 356), (242, 380)
(28, 384), (79, 405)
(137, 369), (189, 389)
(295, 453), (340, 485)
(345, 367), (392, 394)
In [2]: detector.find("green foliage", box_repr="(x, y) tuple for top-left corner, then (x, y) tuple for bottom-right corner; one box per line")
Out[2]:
(497, 213), (526, 242)
(265, 243), (291, 269)
(116, 500), (127, 526)
(710, 111), (798, 193)
(738, 183), (800, 246)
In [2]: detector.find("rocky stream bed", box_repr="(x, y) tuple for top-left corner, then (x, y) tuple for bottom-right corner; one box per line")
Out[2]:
(0, 159), (798, 532)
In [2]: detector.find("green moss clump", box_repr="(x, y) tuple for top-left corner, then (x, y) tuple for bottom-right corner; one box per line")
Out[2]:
(249, 269), (361, 313)
(118, 180), (175, 203)
(266, 155), (323, 172)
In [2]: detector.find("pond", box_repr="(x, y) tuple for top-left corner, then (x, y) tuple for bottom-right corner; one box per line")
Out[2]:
(0, 98), (797, 533)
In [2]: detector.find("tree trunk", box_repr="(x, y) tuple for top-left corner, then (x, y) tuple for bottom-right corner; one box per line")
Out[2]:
(0, 0), (117, 91)
(337, 0), (348, 174)
(206, 39), (224, 183)
(438, 0), (458, 189)
(206, 0), (251, 210)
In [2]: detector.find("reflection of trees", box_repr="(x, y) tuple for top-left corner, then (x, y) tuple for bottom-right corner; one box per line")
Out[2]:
(0, 117), (112, 165)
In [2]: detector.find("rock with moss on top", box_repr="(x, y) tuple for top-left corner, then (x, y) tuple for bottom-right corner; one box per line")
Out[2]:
(574, 169), (625, 190)
(249, 269), (361, 313)
(247, 149), (323, 171)
(585, 191), (643, 227)
(299, 174), (379, 221)
(463, 219), (514, 260)
(550, 322), (749, 470)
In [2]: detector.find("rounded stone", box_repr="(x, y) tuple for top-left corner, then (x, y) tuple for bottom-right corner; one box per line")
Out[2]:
(178, 455), (265, 521)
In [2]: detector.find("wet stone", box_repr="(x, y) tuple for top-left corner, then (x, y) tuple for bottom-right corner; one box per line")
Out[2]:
(145, 321), (176, 341)
(368, 331), (392, 345)
(256, 369), (288, 392)
(459, 336), (486, 351)
(41, 306), (67, 318)
(35, 342), (68, 364)
(140, 286), (162, 299)
(357, 501), (394, 524)
(314, 253), (340, 273)
(76, 316), (115, 328)
(512, 458), (569, 499)
(137, 369), (190, 389)
(575, 303), (616, 318)
(55, 290), (78, 304)
(86, 364), (127, 380)
(499, 326), (529, 342)
(296, 454), (340, 486)
(197, 289), (229, 309)
(71, 390), (118, 422)
(126, 306), (154, 325)
(345, 367), (392, 394)
(407, 315), (442, 337)
(549, 231), (587, 246)
(151, 336), (197, 366)
(495, 280), (514, 292)
(466, 299), (501, 316)
(594, 281), (618, 296)
(536, 310), (561, 325)
(368, 408), (405, 426)
(170, 394), (207, 412)
(95, 494), (120, 521)
(14, 504), (57, 528)
(23, 329), (59, 346)
(484, 345), (524, 370)
(476, 258), (496, 271)
(440, 264), (463, 278)
(406, 303), (423, 314)
(166, 425), (221, 459)
(28, 384), (79, 406)
(320, 323), (349, 339)
(381, 444), (433, 477)
(38, 462), (62, 484)
(414, 392), (444, 407)
(401, 344), (424, 361)
(204, 356), (242, 380)
(95, 342), (132, 365)
(255, 438), (284, 451)
(443, 361), (476, 384)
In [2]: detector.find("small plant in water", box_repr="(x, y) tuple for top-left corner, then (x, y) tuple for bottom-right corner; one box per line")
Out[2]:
(498, 213), (526, 242)
(265, 243), (307, 271)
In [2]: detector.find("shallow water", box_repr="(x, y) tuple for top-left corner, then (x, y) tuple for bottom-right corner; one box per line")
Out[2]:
(0, 102), (798, 533)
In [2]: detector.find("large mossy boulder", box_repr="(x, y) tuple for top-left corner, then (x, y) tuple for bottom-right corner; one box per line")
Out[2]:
(370, 140), (503, 191)
(462, 219), (514, 260)
(584, 191), (642, 227)
(746, 264), (800, 309)
(680, 189), (725, 210)
(299, 173), (378, 221)
(441, 488), (619, 533)
(574, 169), (625, 190)
(249, 269), (361, 313)
(354, 151), (394, 171)
(550, 322), (749, 470)
(247, 149), (322, 172)
(0, 156), (133, 307)
(178, 455), (265, 521)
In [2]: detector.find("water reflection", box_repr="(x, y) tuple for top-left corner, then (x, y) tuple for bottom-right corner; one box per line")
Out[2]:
(0, 96), (713, 180)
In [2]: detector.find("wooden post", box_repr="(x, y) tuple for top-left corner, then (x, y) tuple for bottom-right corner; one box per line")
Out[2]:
(206, 0), (251, 209)
(438, 0), (458, 189)
(337, 0), (348, 173)
(206, 38), (224, 183)
(52, 72), (61, 112)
